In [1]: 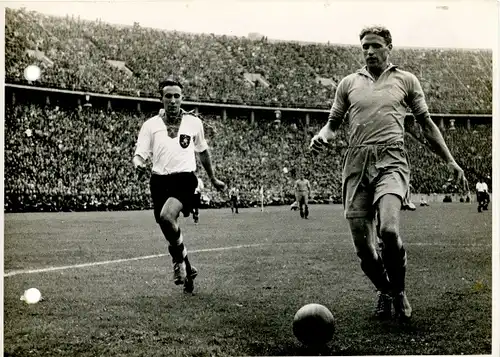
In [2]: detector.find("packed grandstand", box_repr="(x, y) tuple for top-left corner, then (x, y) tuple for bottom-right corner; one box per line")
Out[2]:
(4, 7), (493, 212)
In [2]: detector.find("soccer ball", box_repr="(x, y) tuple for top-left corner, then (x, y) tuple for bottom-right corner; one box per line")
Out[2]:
(293, 303), (335, 346)
(21, 288), (42, 304)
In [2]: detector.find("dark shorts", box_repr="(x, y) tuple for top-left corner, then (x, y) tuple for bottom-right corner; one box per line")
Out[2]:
(150, 172), (198, 223)
(477, 192), (489, 204)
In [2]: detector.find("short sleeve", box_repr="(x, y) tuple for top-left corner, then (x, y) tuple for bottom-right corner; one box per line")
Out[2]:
(405, 73), (429, 116)
(194, 118), (209, 153)
(328, 77), (350, 122)
(134, 122), (152, 160)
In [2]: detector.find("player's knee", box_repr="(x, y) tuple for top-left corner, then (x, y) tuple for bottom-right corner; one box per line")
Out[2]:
(379, 224), (403, 250)
(355, 243), (377, 262)
(158, 210), (178, 229)
(379, 227), (399, 250)
(349, 218), (369, 238)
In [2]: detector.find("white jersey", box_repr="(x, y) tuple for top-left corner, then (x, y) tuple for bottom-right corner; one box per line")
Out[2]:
(134, 109), (208, 175)
(476, 182), (488, 192)
(229, 188), (239, 198)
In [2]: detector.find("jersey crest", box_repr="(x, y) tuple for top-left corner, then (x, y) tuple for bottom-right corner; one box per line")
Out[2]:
(179, 134), (191, 148)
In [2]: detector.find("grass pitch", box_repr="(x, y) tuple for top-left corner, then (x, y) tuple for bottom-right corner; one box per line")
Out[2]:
(4, 203), (492, 356)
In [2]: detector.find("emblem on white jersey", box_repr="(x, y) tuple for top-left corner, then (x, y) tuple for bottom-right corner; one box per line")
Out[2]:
(179, 134), (191, 148)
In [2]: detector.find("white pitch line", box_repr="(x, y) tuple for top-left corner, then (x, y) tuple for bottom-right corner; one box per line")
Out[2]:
(4, 241), (491, 278)
(3, 243), (268, 278)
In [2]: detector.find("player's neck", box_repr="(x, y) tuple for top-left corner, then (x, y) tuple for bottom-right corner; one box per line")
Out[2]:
(368, 62), (389, 80)
(163, 110), (182, 125)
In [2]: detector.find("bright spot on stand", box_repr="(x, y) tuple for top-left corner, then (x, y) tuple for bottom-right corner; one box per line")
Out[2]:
(24, 65), (41, 81)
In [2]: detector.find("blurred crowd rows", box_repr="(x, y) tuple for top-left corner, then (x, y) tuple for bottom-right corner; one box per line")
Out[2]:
(5, 7), (492, 114)
(4, 104), (492, 212)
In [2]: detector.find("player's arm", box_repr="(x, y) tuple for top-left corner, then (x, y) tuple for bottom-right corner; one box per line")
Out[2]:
(307, 180), (311, 196)
(133, 123), (151, 174)
(311, 78), (349, 152)
(194, 119), (225, 191)
(415, 113), (456, 163)
(407, 74), (468, 191)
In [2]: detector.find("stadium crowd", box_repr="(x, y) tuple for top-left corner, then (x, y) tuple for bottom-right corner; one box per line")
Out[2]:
(4, 7), (492, 212)
(5, 7), (492, 113)
(4, 103), (492, 213)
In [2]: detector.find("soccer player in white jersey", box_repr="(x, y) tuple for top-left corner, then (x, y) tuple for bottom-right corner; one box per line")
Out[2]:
(192, 177), (204, 224)
(133, 77), (225, 293)
(229, 186), (239, 214)
(310, 26), (468, 322)
(476, 177), (489, 212)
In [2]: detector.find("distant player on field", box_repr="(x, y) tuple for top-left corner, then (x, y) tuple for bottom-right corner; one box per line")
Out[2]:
(310, 26), (467, 322)
(229, 186), (239, 214)
(476, 177), (489, 212)
(294, 172), (311, 219)
(192, 177), (204, 224)
(133, 77), (225, 293)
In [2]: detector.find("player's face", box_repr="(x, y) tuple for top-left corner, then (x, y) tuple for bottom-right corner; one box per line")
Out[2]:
(161, 85), (183, 117)
(361, 34), (392, 72)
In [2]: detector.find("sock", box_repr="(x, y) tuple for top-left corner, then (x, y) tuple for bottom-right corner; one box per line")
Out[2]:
(184, 256), (193, 275)
(168, 229), (187, 264)
(382, 245), (407, 294)
(304, 205), (309, 218)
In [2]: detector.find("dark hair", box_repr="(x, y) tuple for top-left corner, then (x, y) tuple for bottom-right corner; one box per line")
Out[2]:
(158, 77), (183, 94)
(359, 26), (392, 46)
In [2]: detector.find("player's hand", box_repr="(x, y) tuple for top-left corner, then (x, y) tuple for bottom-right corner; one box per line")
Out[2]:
(309, 134), (329, 154)
(447, 161), (468, 192)
(135, 164), (148, 177)
(211, 178), (226, 192)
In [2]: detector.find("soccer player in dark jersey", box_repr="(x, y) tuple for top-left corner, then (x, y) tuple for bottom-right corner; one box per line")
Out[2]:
(310, 26), (467, 322)
(294, 173), (311, 219)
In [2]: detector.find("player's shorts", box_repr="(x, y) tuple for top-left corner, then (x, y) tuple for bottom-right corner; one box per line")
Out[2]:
(295, 192), (309, 205)
(477, 192), (489, 204)
(230, 196), (238, 205)
(342, 143), (410, 219)
(150, 172), (198, 223)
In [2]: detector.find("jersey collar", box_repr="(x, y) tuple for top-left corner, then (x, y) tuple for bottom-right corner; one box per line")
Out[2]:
(357, 63), (398, 80)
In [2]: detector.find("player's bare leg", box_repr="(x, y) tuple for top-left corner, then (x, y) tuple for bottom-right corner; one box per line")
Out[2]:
(231, 198), (236, 214)
(297, 195), (305, 218)
(348, 217), (392, 320)
(159, 198), (197, 290)
(377, 194), (411, 323)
